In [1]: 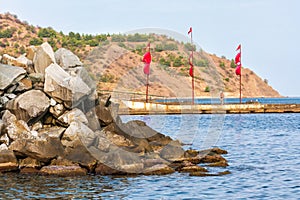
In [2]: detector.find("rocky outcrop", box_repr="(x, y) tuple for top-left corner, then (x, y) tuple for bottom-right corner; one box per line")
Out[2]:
(0, 43), (229, 176)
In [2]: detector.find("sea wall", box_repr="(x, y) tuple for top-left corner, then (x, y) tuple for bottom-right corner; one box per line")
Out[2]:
(118, 100), (300, 115)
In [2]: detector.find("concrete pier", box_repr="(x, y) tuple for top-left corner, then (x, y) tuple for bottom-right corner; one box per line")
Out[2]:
(117, 100), (300, 115)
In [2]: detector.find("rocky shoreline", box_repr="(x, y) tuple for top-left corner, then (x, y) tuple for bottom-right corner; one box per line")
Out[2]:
(0, 42), (229, 176)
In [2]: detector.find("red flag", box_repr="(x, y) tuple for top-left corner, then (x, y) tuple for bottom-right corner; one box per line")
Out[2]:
(188, 27), (192, 35)
(235, 52), (241, 65)
(144, 63), (150, 75)
(235, 65), (241, 75)
(143, 51), (151, 75)
(189, 53), (194, 77)
(236, 44), (241, 51)
(143, 51), (151, 64)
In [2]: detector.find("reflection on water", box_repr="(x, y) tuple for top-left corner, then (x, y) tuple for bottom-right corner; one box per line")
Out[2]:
(1, 113), (300, 199)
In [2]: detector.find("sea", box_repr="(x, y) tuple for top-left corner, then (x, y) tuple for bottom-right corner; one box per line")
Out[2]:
(0, 98), (300, 199)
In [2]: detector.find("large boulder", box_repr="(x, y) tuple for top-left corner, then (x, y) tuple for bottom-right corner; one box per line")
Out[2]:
(39, 165), (87, 176)
(0, 64), (26, 90)
(6, 90), (50, 123)
(61, 121), (98, 148)
(33, 42), (56, 74)
(2, 110), (33, 141)
(9, 137), (65, 163)
(0, 150), (18, 172)
(57, 108), (88, 126)
(55, 48), (82, 69)
(44, 63), (91, 108)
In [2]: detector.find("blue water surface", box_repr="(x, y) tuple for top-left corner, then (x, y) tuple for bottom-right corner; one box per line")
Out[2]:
(0, 113), (299, 199)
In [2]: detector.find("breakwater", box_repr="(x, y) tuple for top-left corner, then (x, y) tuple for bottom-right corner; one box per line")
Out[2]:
(118, 100), (300, 115)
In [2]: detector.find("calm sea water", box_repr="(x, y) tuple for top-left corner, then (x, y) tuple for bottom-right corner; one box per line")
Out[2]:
(1, 113), (300, 199)
(156, 97), (300, 105)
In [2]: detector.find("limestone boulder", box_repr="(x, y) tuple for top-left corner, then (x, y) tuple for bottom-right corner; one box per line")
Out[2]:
(103, 149), (144, 174)
(9, 137), (65, 163)
(44, 63), (91, 108)
(63, 138), (98, 172)
(16, 54), (33, 69)
(39, 165), (87, 176)
(85, 108), (101, 131)
(33, 42), (56, 74)
(37, 126), (66, 140)
(100, 126), (134, 148)
(143, 164), (175, 175)
(1, 54), (17, 66)
(57, 108), (88, 126)
(159, 140), (185, 161)
(95, 162), (124, 175)
(61, 121), (98, 148)
(2, 110), (33, 141)
(55, 48), (82, 69)
(0, 150), (18, 172)
(95, 103), (114, 127)
(15, 77), (32, 92)
(0, 64), (26, 90)
(6, 90), (50, 122)
(26, 45), (36, 61)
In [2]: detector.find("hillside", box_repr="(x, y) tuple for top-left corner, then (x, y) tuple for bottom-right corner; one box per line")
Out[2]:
(0, 12), (281, 99)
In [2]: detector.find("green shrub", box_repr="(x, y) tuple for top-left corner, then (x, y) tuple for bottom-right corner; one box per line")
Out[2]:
(0, 28), (15, 38)
(224, 77), (230, 82)
(204, 86), (210, 92)
(38, 27), (57, 38)
(219, 61), (225, 69)
(29, 37), (43, 45)
(111, 34), (126, 42)
(230, 59), (236, 68)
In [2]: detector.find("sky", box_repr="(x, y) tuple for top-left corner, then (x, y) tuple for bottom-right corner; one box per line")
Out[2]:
(0, 0), (299, 96)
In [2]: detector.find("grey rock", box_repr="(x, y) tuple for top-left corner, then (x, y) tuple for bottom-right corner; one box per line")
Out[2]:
(6, 90), (50, 122)
(57, 108), (88, 126)
(61, 121), (97, 148)
(44, 63), (91, 108)
(38, 126), (66, 139)
(0, 64), (26, 90)
(28, 73), (45, 83)
(9, 137), (65, 163)
(55, 48), (82, 69)
(33, 42), (56, 74)
(85, 108), (101, 131)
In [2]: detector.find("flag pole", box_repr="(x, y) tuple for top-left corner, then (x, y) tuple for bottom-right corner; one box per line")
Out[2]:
(146, 43), (150, 103)
(190, 28), (194, 105)
(239, 45), (242, 104)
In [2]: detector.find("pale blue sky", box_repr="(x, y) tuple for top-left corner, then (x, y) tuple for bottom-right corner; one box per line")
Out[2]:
(1, 0), (299, 96)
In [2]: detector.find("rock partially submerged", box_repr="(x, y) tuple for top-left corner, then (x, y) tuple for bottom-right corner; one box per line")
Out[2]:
(0, 42), (229, 176)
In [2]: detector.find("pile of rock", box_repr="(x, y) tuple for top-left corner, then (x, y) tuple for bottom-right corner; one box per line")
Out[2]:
(0, 42), (229, 176)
